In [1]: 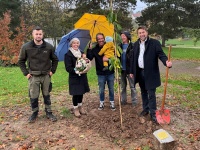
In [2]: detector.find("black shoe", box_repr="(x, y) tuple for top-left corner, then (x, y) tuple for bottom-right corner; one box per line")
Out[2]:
(28, 111), (38, 123)
(46, 112), (57, 122)
(151, 115), (158, 123)
(139, 110), (149, 117)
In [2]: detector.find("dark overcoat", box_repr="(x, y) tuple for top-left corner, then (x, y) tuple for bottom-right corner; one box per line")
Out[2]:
(64, 50), (90, 95)
(130, 37), (168, 90)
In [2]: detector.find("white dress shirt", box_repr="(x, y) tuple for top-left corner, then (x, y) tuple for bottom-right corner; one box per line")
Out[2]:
(138, 41), (145, 69)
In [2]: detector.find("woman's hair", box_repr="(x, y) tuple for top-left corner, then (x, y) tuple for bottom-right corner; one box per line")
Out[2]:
(69, 38), (80, 46)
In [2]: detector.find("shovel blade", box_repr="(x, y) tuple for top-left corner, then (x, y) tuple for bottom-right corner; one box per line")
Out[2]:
(156, 109), (170, 124)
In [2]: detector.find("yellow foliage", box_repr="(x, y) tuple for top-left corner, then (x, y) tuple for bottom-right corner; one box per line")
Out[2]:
(131, 29), (138, 42)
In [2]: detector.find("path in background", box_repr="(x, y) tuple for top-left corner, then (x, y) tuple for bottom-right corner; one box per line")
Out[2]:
(159, 60), (200, 77)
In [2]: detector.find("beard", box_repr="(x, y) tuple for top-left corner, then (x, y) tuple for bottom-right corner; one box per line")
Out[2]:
(140, 36), (147, 41)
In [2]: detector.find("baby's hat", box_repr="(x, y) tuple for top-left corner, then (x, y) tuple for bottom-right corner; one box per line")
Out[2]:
(105, 36), (113, 42)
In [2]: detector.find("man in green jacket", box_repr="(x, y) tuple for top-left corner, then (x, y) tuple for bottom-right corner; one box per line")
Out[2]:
(18, 26), (58, 123)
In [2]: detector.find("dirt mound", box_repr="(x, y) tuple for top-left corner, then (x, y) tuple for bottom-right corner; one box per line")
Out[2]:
(82, 95), (158, 142)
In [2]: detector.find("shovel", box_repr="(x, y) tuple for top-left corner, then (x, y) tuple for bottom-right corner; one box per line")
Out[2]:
(156, 45), (172, 124)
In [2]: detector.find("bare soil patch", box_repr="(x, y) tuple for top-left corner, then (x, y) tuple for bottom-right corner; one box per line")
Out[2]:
(1, 92), (199, 150)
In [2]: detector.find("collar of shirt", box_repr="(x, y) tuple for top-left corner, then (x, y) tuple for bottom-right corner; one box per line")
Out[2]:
(138, 39), (147, 69)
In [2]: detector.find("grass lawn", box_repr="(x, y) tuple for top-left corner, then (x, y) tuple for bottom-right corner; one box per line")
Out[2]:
(0, 64), (98, 106)
(162, 47), (200, 61)
(165, 38), (200, 47)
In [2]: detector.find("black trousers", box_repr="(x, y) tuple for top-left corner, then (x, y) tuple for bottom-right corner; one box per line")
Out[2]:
(138, 69), (157, 116)
(72, 95), (83, 106)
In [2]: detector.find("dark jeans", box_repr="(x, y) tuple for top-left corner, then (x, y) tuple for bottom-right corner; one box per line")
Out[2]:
(97, 74), (114, 102)
(138, 69), (157, 116)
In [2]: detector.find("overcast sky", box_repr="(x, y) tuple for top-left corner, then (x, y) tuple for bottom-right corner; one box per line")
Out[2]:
(134, 0), (147, 12)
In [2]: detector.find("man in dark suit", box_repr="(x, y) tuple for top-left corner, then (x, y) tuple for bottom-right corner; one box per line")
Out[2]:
(130, 26), (172, 123)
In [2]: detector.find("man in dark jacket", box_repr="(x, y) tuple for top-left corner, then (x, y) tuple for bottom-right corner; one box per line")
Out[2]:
(18, 26), (58, 123)
(130, 26), (172, 123)
(87, 33), (115, 111)
(120, 31), (138, 106)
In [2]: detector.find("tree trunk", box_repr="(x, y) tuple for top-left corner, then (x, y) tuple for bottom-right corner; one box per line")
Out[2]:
(162, 35), (166, 47)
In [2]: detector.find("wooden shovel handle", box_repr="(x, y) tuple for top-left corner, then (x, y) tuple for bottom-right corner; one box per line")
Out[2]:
(161, 45), (172, 110)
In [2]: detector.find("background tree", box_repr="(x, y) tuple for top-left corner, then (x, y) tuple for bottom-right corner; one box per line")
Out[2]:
(0, 11), (31, 66)
(131, 29), (138, 42)
(137, 0), (200, 46)
(20, 0), (136, 45)
(183, 28), (200, 46)
(0, 0), (22, 36)
(21, 0), (72, 46)
(64, 0), (136, 31)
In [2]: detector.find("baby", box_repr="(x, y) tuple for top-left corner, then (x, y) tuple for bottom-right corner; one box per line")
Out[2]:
(98, 36), (115, 71)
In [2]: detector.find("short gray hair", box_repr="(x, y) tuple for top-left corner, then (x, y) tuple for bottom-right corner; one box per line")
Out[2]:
(69, 38), (80, 46)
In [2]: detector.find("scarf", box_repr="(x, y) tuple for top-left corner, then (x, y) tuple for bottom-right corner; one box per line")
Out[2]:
(69, 47), (82, 58)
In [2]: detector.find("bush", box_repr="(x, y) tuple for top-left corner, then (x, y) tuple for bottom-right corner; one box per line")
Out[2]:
(0, 11), (32, 67)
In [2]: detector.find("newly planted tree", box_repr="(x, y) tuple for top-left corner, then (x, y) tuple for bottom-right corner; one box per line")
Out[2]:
(107, 0), (124, 128)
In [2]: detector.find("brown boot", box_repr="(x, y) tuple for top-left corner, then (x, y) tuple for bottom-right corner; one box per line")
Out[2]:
(79, 106), (87, 115)
(74, 106), (81, 118)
